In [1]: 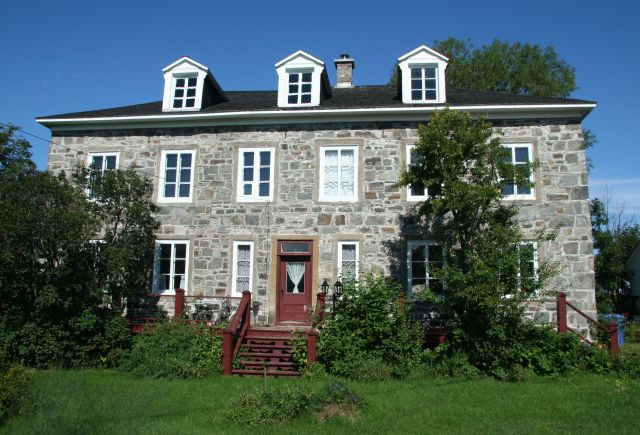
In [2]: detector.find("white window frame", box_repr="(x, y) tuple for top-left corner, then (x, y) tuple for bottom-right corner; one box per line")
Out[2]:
(153, 240), (190, 295)
(236, 148), (275, 202)
(407, 240), (442, 297)
(516, 241), (539, 294)
(231, 241), (254, 297)
(405, 144), (429, 201)
(286, 69), (314, 106)
(338, 241), (359, 281)
(409, 65), (439, 102)
(502, 143), (535, 200)
(158, 150), (196, 203)
(171, 74), (199, 111)
(319, 145), (359, 202)
(87, 152), (119, 173)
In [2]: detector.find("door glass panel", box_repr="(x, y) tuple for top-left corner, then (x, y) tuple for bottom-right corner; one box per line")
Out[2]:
(281, 242), (309, 253)
(286, 262), (305, 293)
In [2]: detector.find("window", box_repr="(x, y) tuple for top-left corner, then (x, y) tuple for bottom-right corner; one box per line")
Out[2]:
(338, 241), (359, 281)
(237, 148), (275, 201)
(287, 71), (313, 105)
(158, 150), (195, 203)
(407, 241), (443, 296)
(410, 66), (438, 101)
(232, 241), (254, 296)
(502, 144), (535, 200)
(319, 146), (358, 202)
(87, 152), (119, 196)
(172, 75), (197, 109)
(154, 240), (189, 294)
(405, 144), (428, 200)
(517, 242), (538, 293)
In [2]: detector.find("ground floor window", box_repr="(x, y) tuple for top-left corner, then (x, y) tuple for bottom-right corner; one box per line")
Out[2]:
(517, 241), (538, 293)
(338, 241), (359, 281)
(232, 241), (254, 296)
(407, 240), (443, 297)
(154, 240), (189, 294)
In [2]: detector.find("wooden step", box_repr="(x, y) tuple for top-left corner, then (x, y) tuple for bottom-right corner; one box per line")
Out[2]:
(232, 369), (302, 377)
(241, 361), (295, 368)
(238, 351), (291, 358)
(243, 343), (292, 350)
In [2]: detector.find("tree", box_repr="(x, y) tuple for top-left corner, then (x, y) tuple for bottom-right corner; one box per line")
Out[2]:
(399, 108), (554, 378)
(0, 124), (35, 175)
(591, 196), (640, 314)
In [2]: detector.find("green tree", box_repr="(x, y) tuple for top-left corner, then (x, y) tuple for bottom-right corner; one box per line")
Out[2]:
(591, 197), (640, 314)
(0, 124), (35, 175)
(399, 109), (554, 378)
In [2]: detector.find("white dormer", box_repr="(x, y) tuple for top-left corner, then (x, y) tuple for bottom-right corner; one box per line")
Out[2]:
(397, 45), (448, 104)
(162, 56), (227, 112)
(275, 50), (329, 108)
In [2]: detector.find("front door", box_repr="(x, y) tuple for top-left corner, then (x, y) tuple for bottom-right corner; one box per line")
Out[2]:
(276, 240), (313, 324)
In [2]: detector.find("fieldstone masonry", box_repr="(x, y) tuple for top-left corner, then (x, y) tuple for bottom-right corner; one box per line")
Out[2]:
(48, 119), (596, 332)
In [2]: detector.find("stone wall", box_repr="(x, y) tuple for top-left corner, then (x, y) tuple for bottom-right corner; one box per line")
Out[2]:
(48, 119), (595, 330)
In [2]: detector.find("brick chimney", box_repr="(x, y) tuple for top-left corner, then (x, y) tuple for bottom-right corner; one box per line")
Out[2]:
(334, 53), (355, 88)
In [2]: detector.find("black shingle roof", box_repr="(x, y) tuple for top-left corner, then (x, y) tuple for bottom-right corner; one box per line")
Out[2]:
(38, 85), (595, 120)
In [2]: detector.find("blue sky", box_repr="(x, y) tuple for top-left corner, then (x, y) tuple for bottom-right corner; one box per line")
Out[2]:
(2, 0), (638, 213)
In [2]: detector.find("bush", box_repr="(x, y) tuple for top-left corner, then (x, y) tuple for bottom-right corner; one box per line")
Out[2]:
(614, 344), (640, 379)
(317, 274), (423, 380)
(122, 320), (222, 378)
(625, 322), (640, 344)
(0, 352), (34, 424)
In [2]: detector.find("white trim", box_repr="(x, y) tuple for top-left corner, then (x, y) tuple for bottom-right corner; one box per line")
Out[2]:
(398, 45), (449, 63)
(37, 103), (597, 131)
(517, 241), (539, 294)
(318, 145), (359, 202)
(405, 144), (429, 201)
(407, 240), (441, 296)
(161, 56), (210, 112)
(157, 149), (196, 203)
(236, 147), (275, 202)
(275, 50), (324, 68)
(502, 143), (535, 200)
(231, 241), (254, 297)
(162, 56), (209, 73)
(338, 241), (359, 280)
(398, 45), (448, 104)
(153, 240), (190, 295)
(87, 151), (120, 172)
(276, 51), (325, 108)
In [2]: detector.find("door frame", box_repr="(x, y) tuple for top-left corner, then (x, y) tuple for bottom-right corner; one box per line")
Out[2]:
(269, 236), (319, 325)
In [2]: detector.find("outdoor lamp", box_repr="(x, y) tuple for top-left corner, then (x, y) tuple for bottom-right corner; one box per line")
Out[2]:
(334, 279), (343, 296)
(320, 278), (330, 294)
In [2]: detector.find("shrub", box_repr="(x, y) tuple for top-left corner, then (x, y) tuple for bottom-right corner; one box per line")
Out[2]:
(614, 344), (640, 379)
(625, 322), (640, 344)
(0, 352), (34, 424)
(122, 320), (222, 378)
(317, 274), (423, 379)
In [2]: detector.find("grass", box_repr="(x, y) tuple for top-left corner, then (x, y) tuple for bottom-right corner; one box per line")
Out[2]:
(1, 370), (638, 434)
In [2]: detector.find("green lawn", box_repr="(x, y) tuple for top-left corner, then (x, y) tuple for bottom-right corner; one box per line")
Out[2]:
(2, 370), (638, 434)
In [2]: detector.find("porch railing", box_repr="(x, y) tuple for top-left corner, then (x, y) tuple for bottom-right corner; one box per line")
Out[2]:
(557, 292), (619, 354)
(222, 291), (252, 375)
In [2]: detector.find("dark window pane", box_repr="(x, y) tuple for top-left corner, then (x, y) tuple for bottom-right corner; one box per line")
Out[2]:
(185, 99), (195, 107)
(429, 183), (443, 197)
(173, 99), (182, 108)
(425, 90), (436, 100)
(176, 78), (185, 87)
(106, 156), (117, 169)
(288, 95), (298, 104)
(411, 79), (422, 90)
(502, 182), (514, 196)
(160, 259), (171, 274)
(173, 275), (183, 290)
(179, 183), (190, 197)
(186, 88), (196, 97)
(243, 168), (253, 181)
(244, 184), (252, 195)
(160, 244), (172, 258)
(180, 168), (191, 181)
(180, 153), (192, 168)
(411, 68), (421, 78)
(259, 151), (270, 166)
(174, 260), (185, 274)
(289, 73), (299, 83)
(515, 147), (529, 163)
(243, 151), (254, 167)
(289, 84), (298, 93)
(166, 154), (178, 167)
(425, 79), (436, 89)
(412, 245), (426, 262)
(165, 169), (176, 183)
(92, 156), (103, 170)
(412, 262), (426, 279)
(411, 90), (422, 100)
(188, 77), (197, 87)
(301, 84), (311, 93)
(301, 94), (311, 103)
(164, 183), (176, 197)
(282, 242), (309, 253)
(426, 67), (436, 78)
(175, 88), (185, 98)
(302, 72), (312, 82)
(259, 182), (269, 197)
(175, 244), (186, 258)
(411, 183), (425, 196)
(517, 185), (532, 195)
(259, 167), (270, 181)
(429, 245), (443, 262)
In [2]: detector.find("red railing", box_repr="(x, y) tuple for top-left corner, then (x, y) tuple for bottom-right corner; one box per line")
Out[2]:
(557, 292), (619, 354)
(222, 291), (252, 375)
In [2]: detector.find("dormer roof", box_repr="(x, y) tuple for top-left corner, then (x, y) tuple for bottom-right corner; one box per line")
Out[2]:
(161, 56), (227, 112)
(397, 45), (449, 63)
(397, 44), (449, 104)
(275, 50), (331, 108)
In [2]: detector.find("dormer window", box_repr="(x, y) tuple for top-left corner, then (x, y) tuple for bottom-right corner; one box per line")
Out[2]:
(288, 71), (313, 104)
(398, 45), (448, 104)
(410, 66), (438, 101)
(172, 75), (198, 109)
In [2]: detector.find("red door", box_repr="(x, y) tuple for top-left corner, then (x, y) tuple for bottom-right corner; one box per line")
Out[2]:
(276, 241), (313, 324)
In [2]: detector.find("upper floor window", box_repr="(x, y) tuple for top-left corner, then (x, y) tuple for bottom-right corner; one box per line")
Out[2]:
(410, 66), (438, 101)
(502, 144), (535, 200)
(87, 152), (119, 197)
(237, 148), (275, 202)
(407, 240), (443, 297)
(405, 144), (428, 201)
(319, 146), (358, 202)
(232, 241), (254, 297)
(173, 76), (197, 109)
(153, 240), (189, 294)
(287, 71), (312, 105)
(338, 241), (359, 281)
(158, 150), (195, 203)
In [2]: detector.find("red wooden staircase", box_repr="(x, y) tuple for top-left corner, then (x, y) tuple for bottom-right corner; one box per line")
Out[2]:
(233, 328), (302, 377)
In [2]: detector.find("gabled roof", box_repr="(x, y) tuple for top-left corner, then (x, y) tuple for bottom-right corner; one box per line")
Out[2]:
(398, 45), (449, 63)
(162, 56), (210, 73)
(275, 50), (325, 68)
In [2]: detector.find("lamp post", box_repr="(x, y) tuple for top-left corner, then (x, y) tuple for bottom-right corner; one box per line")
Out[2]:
(320, 278), (330, 295)
(331, 278), (343, 319)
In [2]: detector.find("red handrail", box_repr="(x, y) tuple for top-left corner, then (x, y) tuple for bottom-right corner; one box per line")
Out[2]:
(222, 291), (251, 375)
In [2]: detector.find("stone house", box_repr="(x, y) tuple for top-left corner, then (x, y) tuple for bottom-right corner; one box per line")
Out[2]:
(37, 45), (597, 330)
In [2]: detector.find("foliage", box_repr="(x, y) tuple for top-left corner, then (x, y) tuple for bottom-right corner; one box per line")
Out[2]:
(0, 124), (35, 176)
(591, 197), (640, 314)
(0, 352), (34, 424)
(316, 274), (423, 379)
(123, 321), (223, 379)
(613, 343), (640, 379)
(625, 322), (640, 343)
(0, 127), (158, 367)
(398, 108), (560, 378)
(290, 331), (309, 371)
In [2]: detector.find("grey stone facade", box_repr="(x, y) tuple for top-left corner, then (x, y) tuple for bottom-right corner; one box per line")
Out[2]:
(48, 119), (596, 330)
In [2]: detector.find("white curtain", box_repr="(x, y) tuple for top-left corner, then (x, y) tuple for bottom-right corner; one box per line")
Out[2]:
(339, 149), (354, 196)
(324, 150), (338, 196)
(236, 245), (251, 292)
(287, 262), (305, 293)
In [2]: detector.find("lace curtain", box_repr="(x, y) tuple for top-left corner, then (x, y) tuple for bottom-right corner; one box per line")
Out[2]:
(286, 262), (305, 293)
